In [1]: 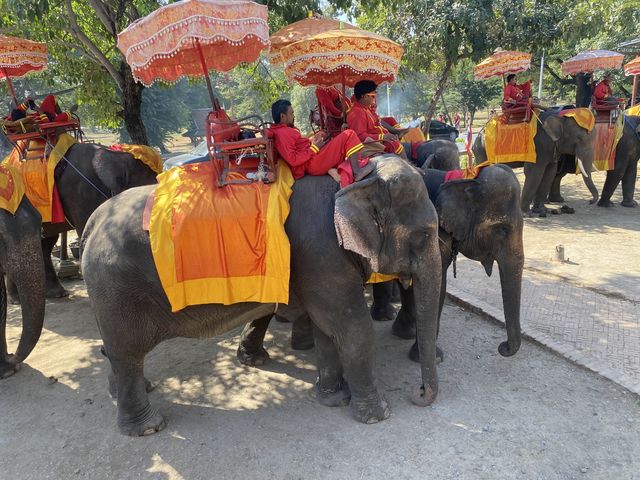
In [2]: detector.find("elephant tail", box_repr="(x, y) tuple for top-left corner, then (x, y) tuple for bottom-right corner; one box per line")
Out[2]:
(0, 275), (8, 360)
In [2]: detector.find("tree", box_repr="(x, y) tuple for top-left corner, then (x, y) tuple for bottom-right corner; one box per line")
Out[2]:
(453, 64), (501, 125)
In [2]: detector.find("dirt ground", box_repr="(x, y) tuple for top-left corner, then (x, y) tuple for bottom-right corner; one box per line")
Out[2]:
(2, 277), (639, 480)
(516, 170), (640, 302)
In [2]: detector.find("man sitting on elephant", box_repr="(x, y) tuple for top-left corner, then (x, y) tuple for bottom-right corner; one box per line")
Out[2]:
(269, 99), (374, 186)
(347, 80), (408, 160)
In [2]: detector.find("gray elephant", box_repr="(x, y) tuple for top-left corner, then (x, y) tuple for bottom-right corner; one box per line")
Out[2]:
(1, 198), (46, 379)
(473, 111), (597, 215)
(7, 142), (158, 303)
(255, 165), (524, 363)
(403, 139), (460, 170)
(80, 156), (442, 436)
(548, 114), (639, 208)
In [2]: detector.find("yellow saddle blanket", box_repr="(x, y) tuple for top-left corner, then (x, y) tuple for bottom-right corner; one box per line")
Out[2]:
(484, 113), (538, 164)
(0, 164), (25, 214)
(148, 160), (294, 312)
(2, 133), (76, 222)
(110, 143), (163, 174)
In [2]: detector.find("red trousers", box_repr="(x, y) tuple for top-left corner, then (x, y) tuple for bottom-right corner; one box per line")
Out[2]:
(305, 129), (363, 175)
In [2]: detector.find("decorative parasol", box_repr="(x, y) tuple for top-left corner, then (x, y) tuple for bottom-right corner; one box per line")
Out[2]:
(561, 50), (624, 76)
(474, 49), (531, 80)
(117, 0), (269, 108)
(0, 34), (48, 105)
(624, 56), (640, 106)
(279, 29), (403, 89)
(269, 14), (360, 64)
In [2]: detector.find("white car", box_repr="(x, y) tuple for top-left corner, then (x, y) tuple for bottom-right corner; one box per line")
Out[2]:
(163, 141), (208, 171)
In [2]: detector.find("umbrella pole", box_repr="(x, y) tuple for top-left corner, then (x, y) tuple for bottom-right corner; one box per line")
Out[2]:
(195, 39), (217, 110)
(2, 68), (18, 106)
(341, 69), (347, 126)
(632, 75), (638, 106)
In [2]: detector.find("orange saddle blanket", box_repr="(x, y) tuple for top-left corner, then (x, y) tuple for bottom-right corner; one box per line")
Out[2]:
(592, 115), (624, 171)
(0, 164), (26, 214)
(2, 133), (76, 223)
(484, 112), (538, 164)
(146, 160), (294, 312)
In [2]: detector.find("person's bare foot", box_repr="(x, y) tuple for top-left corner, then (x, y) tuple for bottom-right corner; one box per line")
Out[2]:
(328, 168), (341, 184)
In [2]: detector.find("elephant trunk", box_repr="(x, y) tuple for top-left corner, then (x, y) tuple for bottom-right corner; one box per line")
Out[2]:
(410, 238), (442, 407)
(5, 245), (46, 365)
(495, 250), (524, 357)
(576, 156), (599, 204)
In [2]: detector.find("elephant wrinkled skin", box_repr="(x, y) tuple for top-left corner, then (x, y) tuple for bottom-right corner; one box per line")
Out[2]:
(80, 156), (442, 436)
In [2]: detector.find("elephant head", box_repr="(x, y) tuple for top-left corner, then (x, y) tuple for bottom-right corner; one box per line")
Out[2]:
(334, 155), (442, 405)
(540, 112), (598, 204)
(435, 164), (524, 356)
(0, 198), (46, 378)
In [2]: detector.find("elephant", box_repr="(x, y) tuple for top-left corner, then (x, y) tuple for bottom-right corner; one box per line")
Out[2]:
(403, 139), (461, 170)
(6, 142), (158, 303)
(549, 115), (640, 208)
(1, 198), (46, 379)
(80, 155), (442, 436)
(247, 165), (524, 364)
(473, 111), (597, 215)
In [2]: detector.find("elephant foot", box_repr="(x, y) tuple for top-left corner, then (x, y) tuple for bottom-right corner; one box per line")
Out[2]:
(411, 384), (438, 407)
(560, 205), (575, 214)
(118, 405), (166, 437)
(314, 379), (351, 407)
(370, 302), (396, 322)
(530, 205), (547, 218)
(391, 311), (415, 340)
(46, 284), (69, 299)
(498, 340), (521, 357)
(548, 194), (564, 203)
(0, 358), (21, 379)
(350, 395), (390, 424)
(621, 199), (638, 208)
(408, 342), (444, 364)
(108, 374), (155, 399)
(236, 345), (270, 366)
(597, 199), (614, 208)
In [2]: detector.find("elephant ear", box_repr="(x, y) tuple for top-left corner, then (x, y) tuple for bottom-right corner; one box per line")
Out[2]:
(541, 114), (564, 142)
(435, 179), (481, 241)
(334, 176), (385, 272)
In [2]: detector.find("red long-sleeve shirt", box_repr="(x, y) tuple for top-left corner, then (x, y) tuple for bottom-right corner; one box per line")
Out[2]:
(315, 87), (343, 117)
(503, 83), (523, 102)
(346, 101), (387, 143)
(593, 81), (612, 100)
(269, 123), (320, 179)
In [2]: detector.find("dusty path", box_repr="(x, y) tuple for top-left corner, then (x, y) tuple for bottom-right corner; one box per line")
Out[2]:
(1, 279), (638, 480)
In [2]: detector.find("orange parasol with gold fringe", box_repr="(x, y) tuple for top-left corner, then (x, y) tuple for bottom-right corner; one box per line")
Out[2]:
(474, 49), (531, 80)
(561, 50), (624, 76)
(117, 0), (269, 108)
(269, 14), (360, 65)
(624, 56), (640, 106)
(0, 34), (48, 105)
(280, 28), (403, 88)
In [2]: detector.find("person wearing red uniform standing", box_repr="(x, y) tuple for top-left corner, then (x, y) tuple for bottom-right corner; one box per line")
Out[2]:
(346, 80), (407, 159)
(269, 99), (374, 187)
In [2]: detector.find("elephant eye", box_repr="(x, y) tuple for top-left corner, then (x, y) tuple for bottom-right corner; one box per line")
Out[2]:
(494, 224), (511, 236)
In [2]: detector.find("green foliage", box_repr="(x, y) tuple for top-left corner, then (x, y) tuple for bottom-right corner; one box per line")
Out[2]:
(453, 62), (502, 119)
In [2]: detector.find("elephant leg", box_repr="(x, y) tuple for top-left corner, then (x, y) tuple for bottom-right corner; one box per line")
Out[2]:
(599, 169), (623, 207)
(391, 285), (416, 339)
(6, 277), (20, 305)
(237, 315), (272, 366)
(390, 281), (401, 302)
(291, 314), (314, 350)
(532, 161), (558, 215)
(313, 324), (350, 407)
(620, 159), (638, 207)
(548, 172), (566, 202)
(109, 353), (165, 436)
(521, 163), (546, 214)
(42, 234), (68, 298)
(370, 281), (396, 321)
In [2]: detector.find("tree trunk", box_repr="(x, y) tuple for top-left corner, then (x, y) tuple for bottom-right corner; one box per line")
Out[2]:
(121, 63), (149, 145)
(423, 59), (454, 136)
(575, 73), (592, 108)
